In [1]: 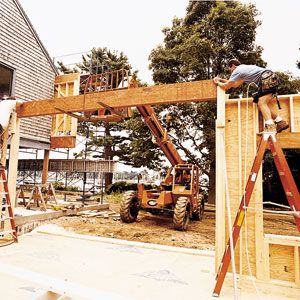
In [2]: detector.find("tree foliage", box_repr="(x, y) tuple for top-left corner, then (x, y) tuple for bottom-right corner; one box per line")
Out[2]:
(59, 48), (166, 186)
(276, 72), (300, 95)
(148, 1), (267, 198)
(77, 47), (131, 74)
(149, 1), (265, 83)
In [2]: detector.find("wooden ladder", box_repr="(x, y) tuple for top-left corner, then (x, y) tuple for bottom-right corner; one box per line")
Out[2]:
(213, 131), (300, 297)
(0, 165), (18, 243)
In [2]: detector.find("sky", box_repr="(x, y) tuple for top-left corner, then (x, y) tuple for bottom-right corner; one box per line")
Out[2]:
(19, 0), (300, 85)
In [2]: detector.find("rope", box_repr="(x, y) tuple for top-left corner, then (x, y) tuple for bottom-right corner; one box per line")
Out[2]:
(244, 206), (300, 215)
(220, 132), (239, 300)
(247, 201), (291, 210)
(262, 201), (290, 209)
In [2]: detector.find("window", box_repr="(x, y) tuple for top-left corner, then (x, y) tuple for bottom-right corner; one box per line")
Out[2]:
(0, 63), (15, 98)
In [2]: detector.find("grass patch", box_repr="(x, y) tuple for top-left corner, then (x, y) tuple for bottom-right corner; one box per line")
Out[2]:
(105, 192), (124, 204)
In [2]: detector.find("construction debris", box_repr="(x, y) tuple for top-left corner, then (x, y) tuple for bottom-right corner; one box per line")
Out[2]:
(77, 209), (119, 219)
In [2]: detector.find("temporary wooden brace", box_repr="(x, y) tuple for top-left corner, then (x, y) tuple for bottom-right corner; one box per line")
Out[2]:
(42, 183), (57, 205)
(1, 111), (21, 211)
(26, 183), (57, 211)
(215, 87), (226, 271)
(15, 186), (27, 207)
(26, 186), (47, 211)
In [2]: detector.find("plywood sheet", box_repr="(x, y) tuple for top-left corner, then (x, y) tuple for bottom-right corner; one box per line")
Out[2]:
(269, 244), (295, 282)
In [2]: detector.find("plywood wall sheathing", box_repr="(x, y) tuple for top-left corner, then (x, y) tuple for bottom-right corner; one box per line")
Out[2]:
(51, 73), (80, 148)
(216, 93), (300, 288)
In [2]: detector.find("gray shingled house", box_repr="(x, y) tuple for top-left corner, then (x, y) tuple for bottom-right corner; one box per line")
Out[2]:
(0, 0), (58, 149)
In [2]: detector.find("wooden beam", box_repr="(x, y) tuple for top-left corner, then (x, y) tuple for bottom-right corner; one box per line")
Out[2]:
(54, 107), (82, 120)
(55, 73), (81, 84)
(265, 234), (300, 247)
(42, 150), (50, 184)
(16, 80), (216, 118)
(50, 136), (76, 149)
(256, 132), (300, 149)
(98, 101), (127, 118)
(294, 246), (299, 287)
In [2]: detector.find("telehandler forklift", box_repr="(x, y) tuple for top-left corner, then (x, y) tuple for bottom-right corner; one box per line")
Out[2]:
(81, 69), (204, 231)
(120, 105), (204, 231)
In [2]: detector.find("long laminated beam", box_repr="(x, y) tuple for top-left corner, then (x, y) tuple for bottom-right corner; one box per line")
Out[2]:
(16, 80), (216, 118)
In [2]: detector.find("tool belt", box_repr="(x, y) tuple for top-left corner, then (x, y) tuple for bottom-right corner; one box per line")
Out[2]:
(252, 70), (281, 108)
(260, 70), (279, 93)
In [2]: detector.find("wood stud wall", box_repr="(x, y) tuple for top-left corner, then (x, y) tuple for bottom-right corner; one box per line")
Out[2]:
(50, 74), (79, 148)
(216, 92), (300, 288)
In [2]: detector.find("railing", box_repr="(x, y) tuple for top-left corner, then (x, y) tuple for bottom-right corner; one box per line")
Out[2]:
(81, 69), (130, 94)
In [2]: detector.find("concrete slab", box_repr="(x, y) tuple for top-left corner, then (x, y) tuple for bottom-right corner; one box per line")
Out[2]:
(0, 225), (298, 300)
(14, 204), (109, 234)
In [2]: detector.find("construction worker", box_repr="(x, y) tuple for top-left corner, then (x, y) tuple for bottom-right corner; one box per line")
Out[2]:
(213, 59), (289, 133)
(182, 171), (191, 190)
(0, 97), (17, 137)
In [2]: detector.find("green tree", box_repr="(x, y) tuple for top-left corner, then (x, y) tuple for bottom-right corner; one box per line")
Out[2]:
(58, 48), (166, 179)
(276, 72), (300, 95)
(297, 47), (300, 70)
(148, 1), (265, 202)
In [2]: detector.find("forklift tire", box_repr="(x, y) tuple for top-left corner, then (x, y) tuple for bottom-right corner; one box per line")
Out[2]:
(192, 195), (204, 221)
(120, 191), (140, 223)
(173, 196), (190, 231)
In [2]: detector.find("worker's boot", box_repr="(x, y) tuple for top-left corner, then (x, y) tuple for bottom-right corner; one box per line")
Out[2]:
(264, 123), (277, 133)
(275, 120), (289, 133)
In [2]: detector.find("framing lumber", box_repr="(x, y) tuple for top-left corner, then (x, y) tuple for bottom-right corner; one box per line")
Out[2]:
(53, 107), (122, 123)
(216, 94), (300, 289)
(215, 87), (226, 271)
(15, 203), (109, 226)
(42, 149), (50, 184)
(50, 136), (76, 149)
(16, 80), (216, 118)
(8, 112), (20, 210)
(51, 73), (80, 149)
(98, 101), (128, 118)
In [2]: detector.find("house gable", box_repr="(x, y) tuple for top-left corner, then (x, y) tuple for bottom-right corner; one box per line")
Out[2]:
(0, 0), (58, 145)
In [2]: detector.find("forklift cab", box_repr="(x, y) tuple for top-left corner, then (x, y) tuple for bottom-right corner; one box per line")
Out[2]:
(172, 164), (197, 195)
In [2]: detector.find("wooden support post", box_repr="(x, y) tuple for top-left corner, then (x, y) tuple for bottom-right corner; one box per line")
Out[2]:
(215, 86), (226, 271)
(289, 95), (295, 133)
(253, 103), (264, 280)
(8, 112), (20, 211)
(42, 150), (50, 184)
(295, 246), (300, 287)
